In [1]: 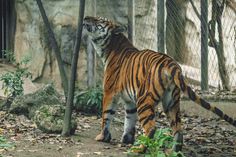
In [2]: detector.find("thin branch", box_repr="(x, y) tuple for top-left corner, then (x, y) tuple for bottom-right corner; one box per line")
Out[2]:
(36, 0), (68, 96)
(189, 0), (201, 19)
(62, 0), (86, 136)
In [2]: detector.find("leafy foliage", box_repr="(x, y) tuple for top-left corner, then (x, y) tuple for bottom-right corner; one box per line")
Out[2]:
(130, 128), (185, 157)
(0, 135), (14, 149)
(0, 51), (32, 97)
(74, 87), (103, 115)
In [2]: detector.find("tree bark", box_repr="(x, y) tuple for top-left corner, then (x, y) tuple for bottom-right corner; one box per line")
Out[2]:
(166, 0), (187, 63)
(200, 0), (209, 90)
(87, 0), (96, 88)
(36, 0), (68, 96)
(209, 0), (230, 90)
(128, 0), (135, 44)
(157, 0), (165, 53)
(62, 0), (85, 136)
(87, 40), (96, 88)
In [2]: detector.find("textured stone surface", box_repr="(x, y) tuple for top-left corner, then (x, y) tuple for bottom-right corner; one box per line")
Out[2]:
(33, 105), (77, 134)
(5, 83), (77, 133)
(9, 84), (62, 118)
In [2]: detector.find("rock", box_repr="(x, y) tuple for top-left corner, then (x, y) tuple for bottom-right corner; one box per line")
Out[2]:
(33, 105), (77, 134)
(9, 84), (62, 118)
(3, 84), (77, 134)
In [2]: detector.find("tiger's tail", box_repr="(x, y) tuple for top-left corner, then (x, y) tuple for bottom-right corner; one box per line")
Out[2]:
(173, 70), (236, 127)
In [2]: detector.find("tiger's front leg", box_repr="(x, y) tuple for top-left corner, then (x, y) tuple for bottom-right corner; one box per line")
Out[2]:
(121, 103), (137, 144)
(95, 92), (118, 142)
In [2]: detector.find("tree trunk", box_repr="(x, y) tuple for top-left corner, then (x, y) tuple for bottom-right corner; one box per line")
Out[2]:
(62, 0), (85, 136)
(87, 0), (96, 88)
(200, 0), (209, 90)
(36, 0), (68, 96)
(87, 40), (96, 88)
(166, 0), (187, 63)
(209, 0), (230, 90)
(128, 0), (135, 44)
(157, 0), (165, 53)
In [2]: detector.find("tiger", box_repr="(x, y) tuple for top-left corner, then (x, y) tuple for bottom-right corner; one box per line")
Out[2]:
(82, 16), (236, 152)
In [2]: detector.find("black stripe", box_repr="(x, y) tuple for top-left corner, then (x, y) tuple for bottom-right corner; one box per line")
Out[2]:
(179, 74), (186, 91)
(136, 53), (146, 88)
(137, 97), (146, 107)
(158, 61), (165, 91)
(125, 86), (133, 101)
(108, 76), (119, 90)
(152, 58), (161, 99)
(171, 66), (178, 78)
(125, 54), (136, 95)
(200, 98), (211, 110)
(101, 36), (110, 47)
(93, 30), (109, 43)
(147, 92), (160, 103)
(153, 82), (160, 99)
(117, 48), (134, 65)
(168, 62), (176, 68)
(106, 66), (120, 82)
(173, 87), (180, 100)
(126, 108), (137, 114)
(139, 85), (145, 97)
(148, 128), (156, 138)
(139, 116), (147, 123)
(106, 54), (117, 67)
(142, 53), (149, 76)
(214, 107), (223, 117)
(104, 51), (112, 63)
(187, 86), (196, 100)
(223, 114), (233, 124)
(103, 110), (115, 115)
(142, 114), (155, 127)
(130, 54), (140, 100)
(137, 104), (154, 115)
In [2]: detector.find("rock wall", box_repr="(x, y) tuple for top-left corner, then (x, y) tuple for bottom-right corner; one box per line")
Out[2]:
(14, 0), (236, 90)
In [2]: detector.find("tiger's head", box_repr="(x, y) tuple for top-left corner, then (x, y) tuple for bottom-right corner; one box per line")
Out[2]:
(83, 16), (126, 57)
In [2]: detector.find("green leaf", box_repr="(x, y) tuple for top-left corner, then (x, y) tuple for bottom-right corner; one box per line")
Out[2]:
(156, 151), (166, 157)
(0, 143), (14, 148)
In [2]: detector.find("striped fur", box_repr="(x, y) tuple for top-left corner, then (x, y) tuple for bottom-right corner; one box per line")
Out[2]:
(82, 16), (236, 151)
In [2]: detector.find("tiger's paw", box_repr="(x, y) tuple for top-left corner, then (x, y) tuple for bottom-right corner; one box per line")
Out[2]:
(121, 133), (135, 144)
(95, 129), (111, 142)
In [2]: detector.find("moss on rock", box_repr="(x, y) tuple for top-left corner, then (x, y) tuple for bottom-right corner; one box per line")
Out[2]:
(34, 105), (77, 134)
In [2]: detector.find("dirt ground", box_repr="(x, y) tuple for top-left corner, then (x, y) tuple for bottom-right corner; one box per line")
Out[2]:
(1, 100), (236, 157)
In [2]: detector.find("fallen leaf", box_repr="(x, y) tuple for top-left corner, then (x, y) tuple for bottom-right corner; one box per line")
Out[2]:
(93, 151), (102, 155)
(77, 152), (85, 157)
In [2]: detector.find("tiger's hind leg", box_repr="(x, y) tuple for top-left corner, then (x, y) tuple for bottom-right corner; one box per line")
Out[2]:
(95, 92), (118, 143)
(131, 93), (160, 153)
(121, 102), (137, 144)
(162, 85), (183, 152)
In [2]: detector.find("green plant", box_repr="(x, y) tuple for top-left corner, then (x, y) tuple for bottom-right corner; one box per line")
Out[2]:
(130, 128), (185, 157)
(74, 87), (103, 115)
(2, 50), (15, 63)
(0, 135), (14, 149)
(0, 51), (32, 97)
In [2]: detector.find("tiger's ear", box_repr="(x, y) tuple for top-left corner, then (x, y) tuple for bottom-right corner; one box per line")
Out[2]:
(112, 25), (127, 34)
